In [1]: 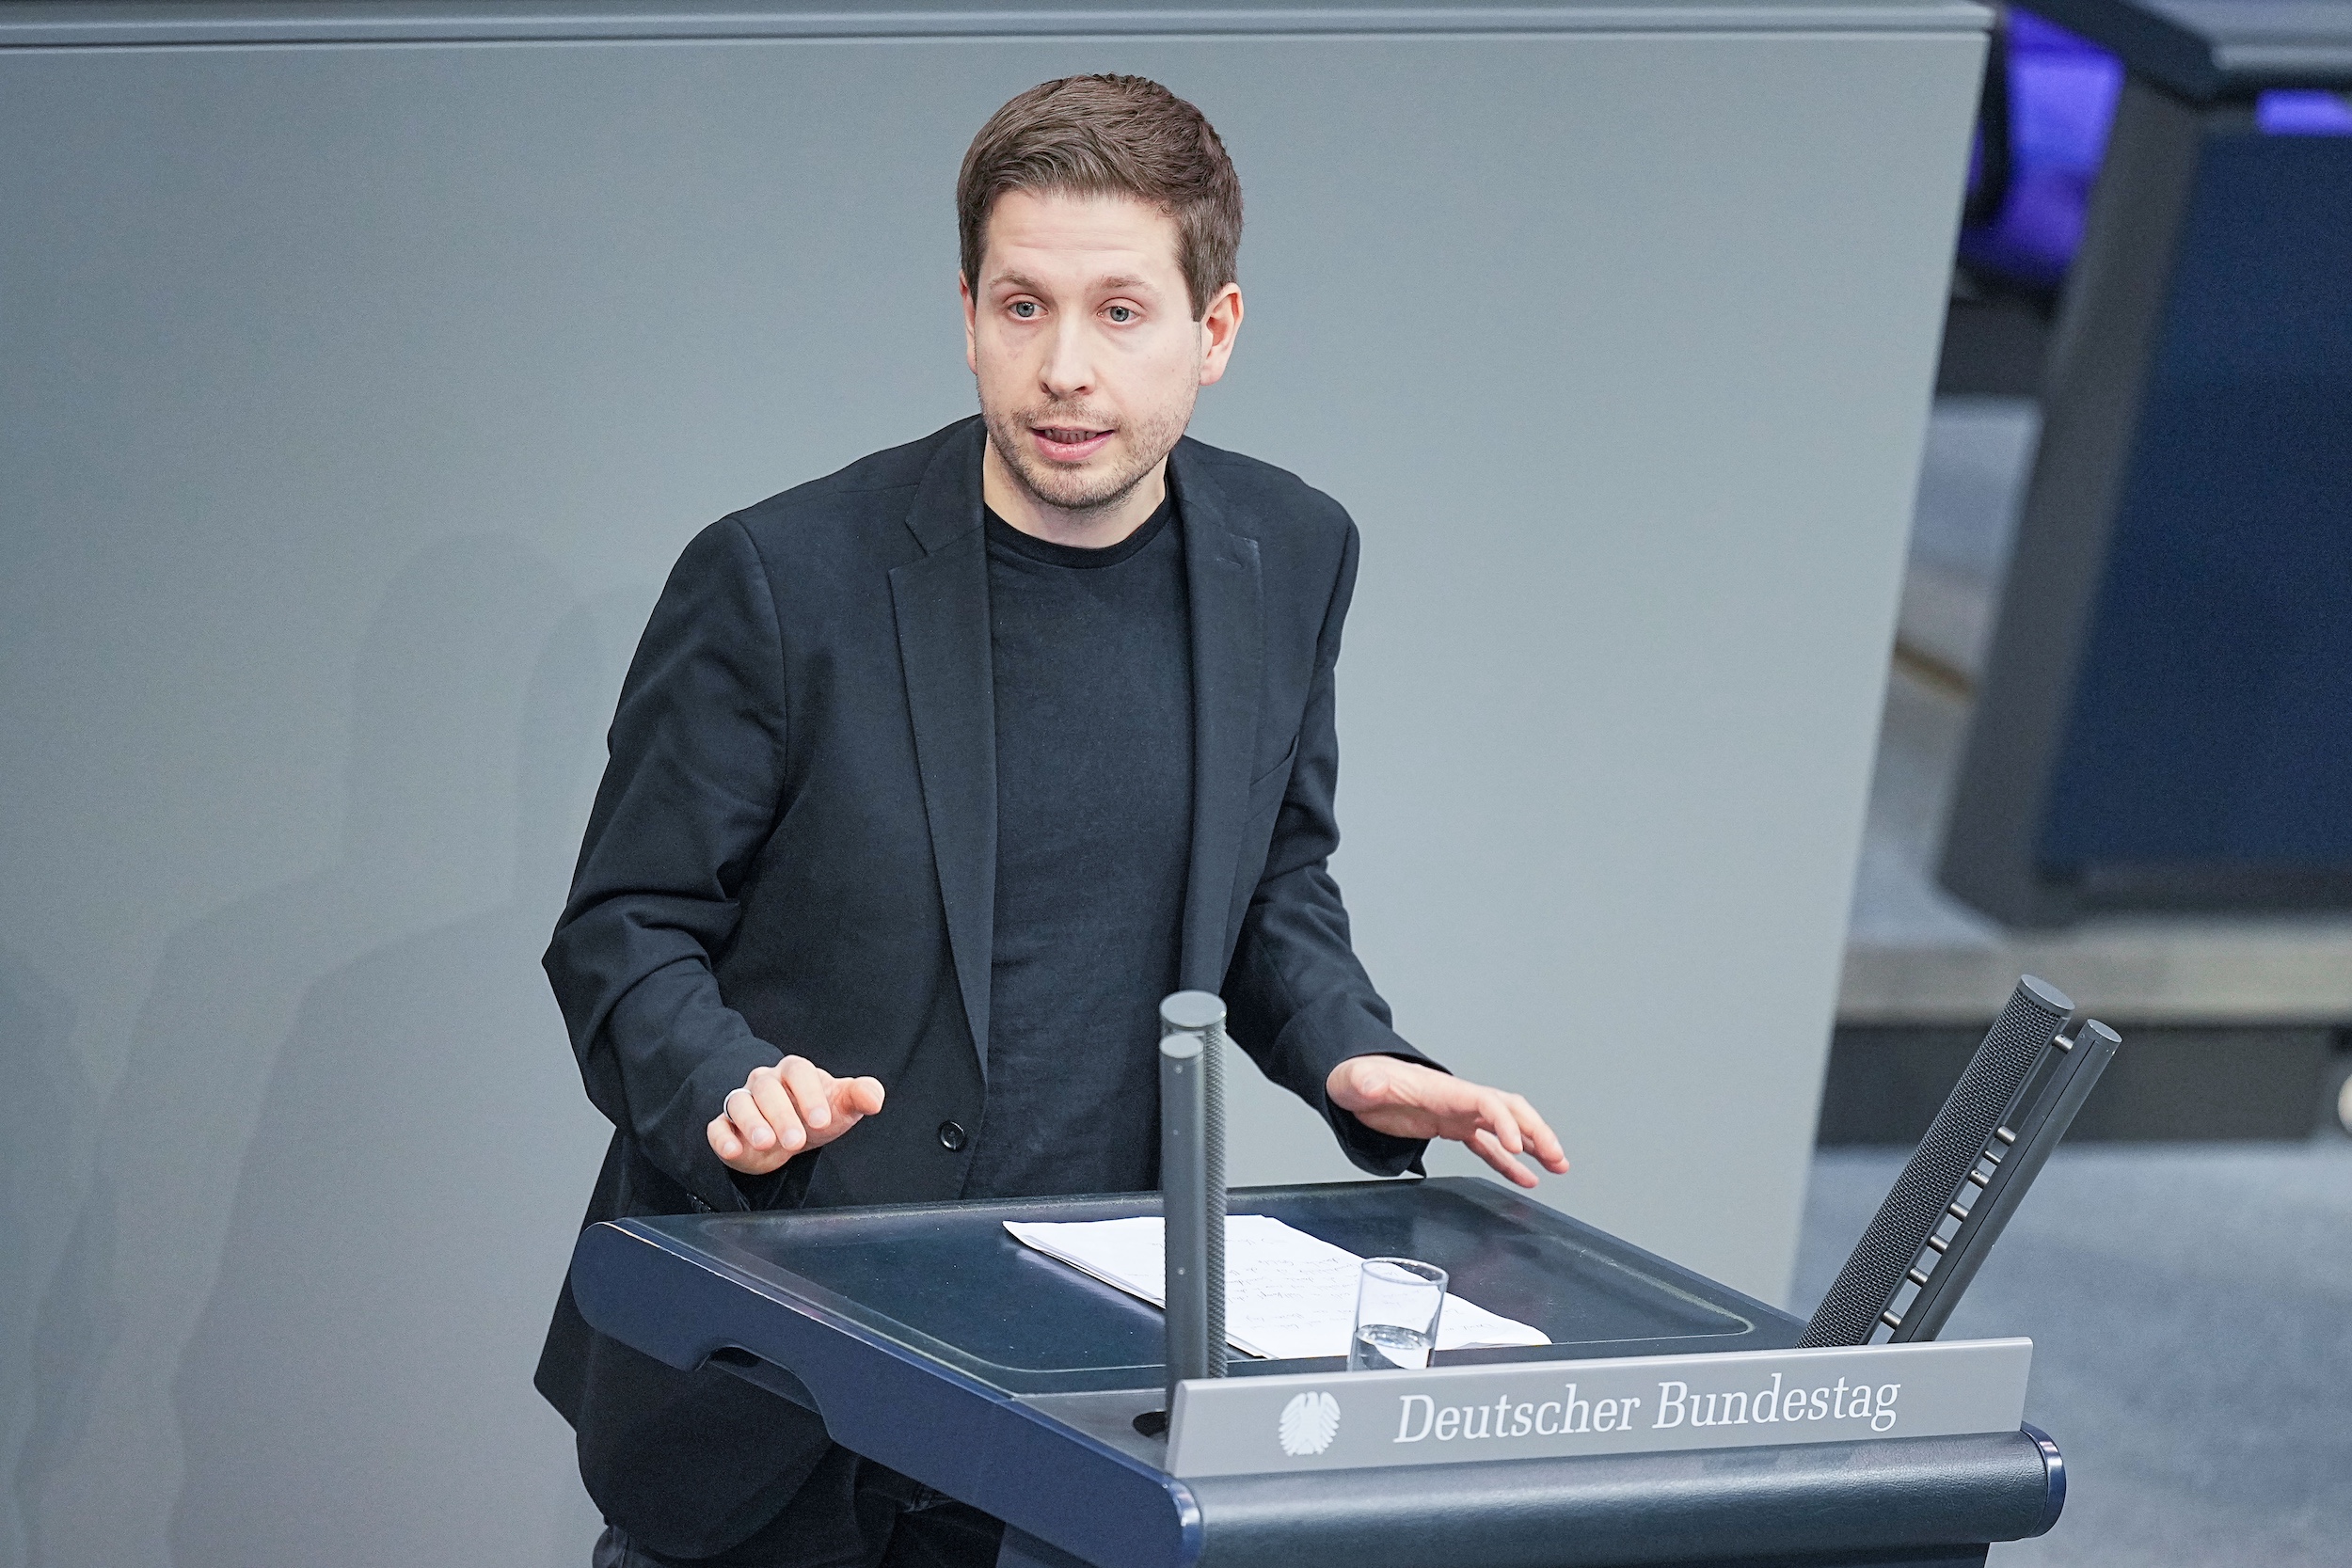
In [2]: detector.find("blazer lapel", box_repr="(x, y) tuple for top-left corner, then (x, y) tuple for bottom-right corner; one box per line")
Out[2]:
(1171, 443), (1264, 991)
(889, 420), (995, 1077)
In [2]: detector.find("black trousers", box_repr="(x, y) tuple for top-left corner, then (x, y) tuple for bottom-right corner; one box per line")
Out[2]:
(595, 1453), (1005, 1568)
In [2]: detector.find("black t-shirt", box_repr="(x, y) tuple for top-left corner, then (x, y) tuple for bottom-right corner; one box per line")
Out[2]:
(961, 496), (1192, 1199)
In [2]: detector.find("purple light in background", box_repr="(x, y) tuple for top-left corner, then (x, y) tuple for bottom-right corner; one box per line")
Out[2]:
(1959, 13), (2352, 289)
(2257, 90), (2352, 136)
(2008, 16), (2123, 177)
(1960, 11), (2124, 288)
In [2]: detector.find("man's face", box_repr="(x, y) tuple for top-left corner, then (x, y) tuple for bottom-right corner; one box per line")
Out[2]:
(963, 188), (1240, 520)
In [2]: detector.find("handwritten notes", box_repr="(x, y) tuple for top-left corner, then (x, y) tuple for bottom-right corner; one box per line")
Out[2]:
(1004, 1214), (1550, 1362)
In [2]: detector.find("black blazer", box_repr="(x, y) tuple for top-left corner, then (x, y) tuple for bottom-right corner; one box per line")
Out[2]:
(537, 417), (1431, 1560)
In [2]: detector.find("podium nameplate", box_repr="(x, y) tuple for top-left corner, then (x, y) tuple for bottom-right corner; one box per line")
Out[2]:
(1164, 1338), (2031, 1478)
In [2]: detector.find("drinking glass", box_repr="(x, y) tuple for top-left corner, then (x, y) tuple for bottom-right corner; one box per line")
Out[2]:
(1348, 1257), (1447, 1370)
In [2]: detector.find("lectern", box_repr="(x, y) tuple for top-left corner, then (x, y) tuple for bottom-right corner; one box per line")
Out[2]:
(567, 1178), (2063, 1568)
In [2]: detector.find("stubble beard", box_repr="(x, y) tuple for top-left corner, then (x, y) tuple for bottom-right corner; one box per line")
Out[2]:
(981, 392), (1195, 524)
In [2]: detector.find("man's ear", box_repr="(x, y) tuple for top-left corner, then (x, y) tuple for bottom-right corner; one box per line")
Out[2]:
(1197, 282), (1245, 388)
(960, 273), (978, 375)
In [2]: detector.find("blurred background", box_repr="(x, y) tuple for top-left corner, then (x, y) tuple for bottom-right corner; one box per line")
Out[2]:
(2, 1), (2347, 1565)
(1814, 8), (2352, 1560)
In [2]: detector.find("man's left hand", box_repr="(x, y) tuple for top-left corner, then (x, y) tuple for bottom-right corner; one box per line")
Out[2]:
(1326, 1055), (1570, 1189)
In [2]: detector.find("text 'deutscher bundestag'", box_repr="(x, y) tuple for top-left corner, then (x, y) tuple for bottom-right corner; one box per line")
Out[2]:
(1164, 1338), (2032, 1478)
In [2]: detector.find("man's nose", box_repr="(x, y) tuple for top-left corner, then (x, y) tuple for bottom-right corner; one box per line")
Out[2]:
(1040, 318), (1095, 400)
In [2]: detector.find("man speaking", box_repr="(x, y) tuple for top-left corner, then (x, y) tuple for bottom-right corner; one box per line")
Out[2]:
(538, 74), (1569, 1568)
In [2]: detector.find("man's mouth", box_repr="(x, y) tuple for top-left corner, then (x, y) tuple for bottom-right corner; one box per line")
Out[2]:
(1031, 424), (1114, 463)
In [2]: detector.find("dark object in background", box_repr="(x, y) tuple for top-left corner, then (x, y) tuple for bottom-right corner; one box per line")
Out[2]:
(1939, 0), (2352, 926)
(1936, 288), (2054, 398)
(1802, 976), (2074, 1348)
(1820, 1023), (2340, 1144)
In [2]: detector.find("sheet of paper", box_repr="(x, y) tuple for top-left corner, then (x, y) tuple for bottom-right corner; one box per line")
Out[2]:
(1004, 1213), (1550, 1362)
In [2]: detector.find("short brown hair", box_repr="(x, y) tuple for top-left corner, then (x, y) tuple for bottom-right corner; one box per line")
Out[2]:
(958, 75), (1242, 321)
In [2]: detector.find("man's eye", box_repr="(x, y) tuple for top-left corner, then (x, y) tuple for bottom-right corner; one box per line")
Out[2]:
(1010, 301), (1039, 320)
(1106, 306), (1136, 324)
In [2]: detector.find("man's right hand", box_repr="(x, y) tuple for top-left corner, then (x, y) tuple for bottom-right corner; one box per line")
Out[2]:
(708, 1056), (886, 1176)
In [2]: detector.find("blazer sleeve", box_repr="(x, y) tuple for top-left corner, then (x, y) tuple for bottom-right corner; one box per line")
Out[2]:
(1223, 518), (1442, 1178)
(543, 516), (793, 1213)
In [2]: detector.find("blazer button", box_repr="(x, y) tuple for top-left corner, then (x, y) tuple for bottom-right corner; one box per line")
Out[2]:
(937, 1120), (968, 1152)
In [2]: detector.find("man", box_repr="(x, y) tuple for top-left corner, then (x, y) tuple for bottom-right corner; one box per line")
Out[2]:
(540, 74), (1569, 1568)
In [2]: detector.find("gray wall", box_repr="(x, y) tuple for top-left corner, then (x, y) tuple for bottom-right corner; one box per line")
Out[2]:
(0, 8), (1982, 1566)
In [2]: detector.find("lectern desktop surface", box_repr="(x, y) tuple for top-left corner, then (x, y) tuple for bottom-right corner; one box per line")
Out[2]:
(571, 1179), (2062, 1568)
(636, 1177), (1791, 1395)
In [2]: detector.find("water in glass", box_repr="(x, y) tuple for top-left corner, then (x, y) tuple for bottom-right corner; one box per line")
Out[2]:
(1349, 1323), (1434, 1371)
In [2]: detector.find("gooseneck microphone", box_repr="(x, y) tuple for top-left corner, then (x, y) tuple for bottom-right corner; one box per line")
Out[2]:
(1149, 990), (1230, 1430)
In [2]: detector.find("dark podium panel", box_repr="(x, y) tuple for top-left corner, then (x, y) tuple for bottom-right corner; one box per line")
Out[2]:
(1941, 0), (2352, 924)
(568, 1179), (2063, 1568)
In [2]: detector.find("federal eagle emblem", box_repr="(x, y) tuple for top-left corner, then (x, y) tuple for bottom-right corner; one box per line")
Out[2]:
(1277, 1390), (1342, 1456)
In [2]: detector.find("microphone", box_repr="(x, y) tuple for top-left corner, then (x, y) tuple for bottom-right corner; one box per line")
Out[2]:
(1139, 990), (1229, 1436)
(1888, 1019), (2121, 1342)
(1802, 974), (2074, 1347)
